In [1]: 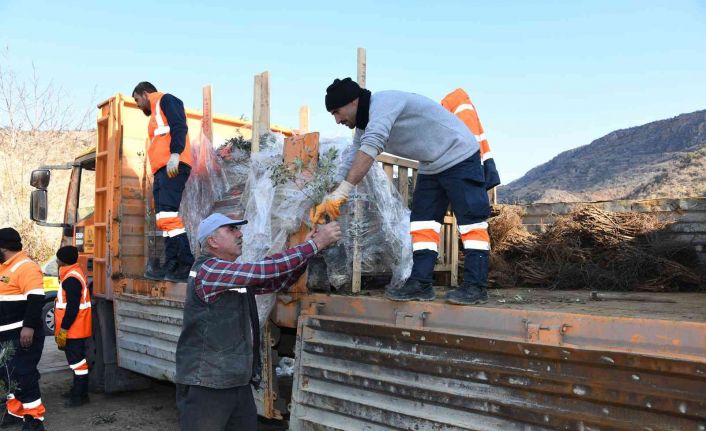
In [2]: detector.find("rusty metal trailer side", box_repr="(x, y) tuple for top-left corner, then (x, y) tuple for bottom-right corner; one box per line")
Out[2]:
(289, 294), (706, 431)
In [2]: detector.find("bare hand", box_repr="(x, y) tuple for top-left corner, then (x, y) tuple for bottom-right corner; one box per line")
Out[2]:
(312, 222), (342, 250)
(20, 327), (34, 348)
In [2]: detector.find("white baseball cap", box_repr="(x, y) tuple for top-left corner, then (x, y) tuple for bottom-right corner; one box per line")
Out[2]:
(197, 213), (247, 244)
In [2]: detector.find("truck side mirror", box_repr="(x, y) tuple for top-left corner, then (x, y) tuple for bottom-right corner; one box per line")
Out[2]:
(30, 169), (51, 189)
(30, 190), (48, 222)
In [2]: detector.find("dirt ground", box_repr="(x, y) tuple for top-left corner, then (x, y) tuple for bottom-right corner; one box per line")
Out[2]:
(13, 343), (287, 430)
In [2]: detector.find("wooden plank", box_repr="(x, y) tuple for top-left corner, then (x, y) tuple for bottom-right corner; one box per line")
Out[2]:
(251, 71), (270, 153)
(202, 85), (213, 143)
(120, 224), (146, 236)
(122, 204), (146, 216)
(382, 164), (393, 182)
(398, 167), (409, 205)
(450, 215), (459, 286)
(376, 153), (419, 169)
(299, 105), (309, 133)
(122, 185), (144, 200)
(283, 133), (320, 173)
(351, 48), (367, 294)
(357, 48), (367, 88)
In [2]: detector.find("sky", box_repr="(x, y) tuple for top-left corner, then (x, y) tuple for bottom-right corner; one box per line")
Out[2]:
(1, 0), (705, 182)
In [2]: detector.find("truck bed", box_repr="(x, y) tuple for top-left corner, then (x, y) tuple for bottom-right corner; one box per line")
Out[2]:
(359, 287), (706, 322)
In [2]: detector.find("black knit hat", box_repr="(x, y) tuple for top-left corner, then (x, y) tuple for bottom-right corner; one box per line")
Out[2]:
(0, 228), (22, 251)
(325, 77), (363, 111)
(56, 246), (79, 265)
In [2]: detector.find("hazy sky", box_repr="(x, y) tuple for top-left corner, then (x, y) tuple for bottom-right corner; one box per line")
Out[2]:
(1, 0), (704, 182)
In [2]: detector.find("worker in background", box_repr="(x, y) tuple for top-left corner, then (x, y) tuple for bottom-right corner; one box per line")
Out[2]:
(133, 81), (195, 282)
(54, 245), (91, 407)
(313, 78), (494, 305)
(175, 213), (341, 431)
(0, 228), (46, 431)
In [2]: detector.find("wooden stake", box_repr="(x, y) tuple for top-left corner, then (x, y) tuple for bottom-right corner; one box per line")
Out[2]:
(351, 48), (366, 294)
(202, 85), (213, 144)
(251, 71), (270, 153)
(299, 105), (309, 133)
(357, 47), (367, 87)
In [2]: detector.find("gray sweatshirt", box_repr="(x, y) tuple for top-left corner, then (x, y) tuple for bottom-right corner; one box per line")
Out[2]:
(351, 90), (479, 175)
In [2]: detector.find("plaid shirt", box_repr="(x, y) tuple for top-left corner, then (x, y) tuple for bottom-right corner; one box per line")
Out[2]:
(194, 240), (318, 303)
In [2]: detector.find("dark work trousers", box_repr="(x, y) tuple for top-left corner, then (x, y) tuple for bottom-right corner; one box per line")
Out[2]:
(64, 338), (88, 396)
(1, 336), (44, 415)
(409, 154), (491, 285)
(176, 384), (257, 431)
(153, 163), (194, 267)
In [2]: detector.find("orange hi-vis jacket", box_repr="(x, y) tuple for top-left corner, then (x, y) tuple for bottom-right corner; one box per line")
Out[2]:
(441, 88), (501, 190)
(148, 91), (192, 174)
(56, 263), (92, 339)
(0, 251), (44, 339)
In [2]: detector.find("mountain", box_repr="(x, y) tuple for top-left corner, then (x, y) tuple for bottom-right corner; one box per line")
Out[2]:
(498, 110), (706, 204)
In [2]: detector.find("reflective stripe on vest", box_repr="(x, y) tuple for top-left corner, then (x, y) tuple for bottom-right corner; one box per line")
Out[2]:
(153, 96), (171, 136)
(0, 320), (23, 332)
(1, 257), (35, 332)
(147, 92), (192, 174)
(10, 259), (32, 272)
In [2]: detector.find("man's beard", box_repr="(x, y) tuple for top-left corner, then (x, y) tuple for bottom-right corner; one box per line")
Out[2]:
(0, 252), (6, 264)
(142, 108), (151, 116)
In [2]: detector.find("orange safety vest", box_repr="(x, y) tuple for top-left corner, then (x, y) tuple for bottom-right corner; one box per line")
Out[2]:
(441, 88), (500, 190)
(56, 263), (92, 339)
(147, 91), (192, 174)
(0, 251), (43, 334)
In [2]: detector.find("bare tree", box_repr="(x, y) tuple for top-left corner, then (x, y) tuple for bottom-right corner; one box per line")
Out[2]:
(0, 47), (95, 261)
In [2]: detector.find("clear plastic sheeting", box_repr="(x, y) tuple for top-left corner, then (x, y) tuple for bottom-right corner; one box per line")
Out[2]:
(212, 135), (252, 219)
(240, 135), (315, 326)
(181, 132), (228, 255)
(180, 131), (413, 325)
(315, 138), (412, 291)
(180, 132), (292, 327)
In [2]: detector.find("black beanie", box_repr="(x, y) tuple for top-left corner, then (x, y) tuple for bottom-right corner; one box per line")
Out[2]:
(56, 246), (79, 265)
(0, 228), (22, 251)
(325, 77), (363, 111)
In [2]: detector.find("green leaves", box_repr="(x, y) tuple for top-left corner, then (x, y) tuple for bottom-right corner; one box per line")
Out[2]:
(270, 147), (340, 205)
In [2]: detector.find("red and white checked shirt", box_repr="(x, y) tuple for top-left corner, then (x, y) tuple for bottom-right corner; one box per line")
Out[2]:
(193, 240), (318, 303)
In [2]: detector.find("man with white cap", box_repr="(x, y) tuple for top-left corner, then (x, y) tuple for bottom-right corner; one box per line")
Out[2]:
(174, 213), (341, 431)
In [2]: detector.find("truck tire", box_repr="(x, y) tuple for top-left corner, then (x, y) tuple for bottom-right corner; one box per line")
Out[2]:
(41, 301), (55, 336)
(86, 298), (106, 392)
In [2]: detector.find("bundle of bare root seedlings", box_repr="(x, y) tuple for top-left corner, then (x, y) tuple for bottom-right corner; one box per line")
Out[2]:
(488, 205), (704, 292)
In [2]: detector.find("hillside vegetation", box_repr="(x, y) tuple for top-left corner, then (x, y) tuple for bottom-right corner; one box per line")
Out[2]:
(499, 110), (706, 203)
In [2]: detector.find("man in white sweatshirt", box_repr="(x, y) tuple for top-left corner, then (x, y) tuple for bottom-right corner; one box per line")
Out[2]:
(312, 78), (492, 305)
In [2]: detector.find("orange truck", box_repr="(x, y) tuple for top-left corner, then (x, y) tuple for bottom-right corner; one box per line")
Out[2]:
(30, 93), (706, 430)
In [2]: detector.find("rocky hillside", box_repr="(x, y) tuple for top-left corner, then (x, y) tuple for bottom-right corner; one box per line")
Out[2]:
(498, 110), (706, 203)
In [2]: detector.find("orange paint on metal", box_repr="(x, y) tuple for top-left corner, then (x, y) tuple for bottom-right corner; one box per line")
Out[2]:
(348, 298), (367, 315)
(283, 132), (319, 294)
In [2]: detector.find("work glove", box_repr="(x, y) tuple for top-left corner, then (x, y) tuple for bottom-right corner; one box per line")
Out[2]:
(55, 328), (68, 351)
(310, 181), (354, 224)
(166, 153), (180, 178)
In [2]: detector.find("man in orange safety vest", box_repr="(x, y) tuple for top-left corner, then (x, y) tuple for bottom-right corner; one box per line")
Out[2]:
(133, 81), (195, 282)
(54, 246), (91, 407)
